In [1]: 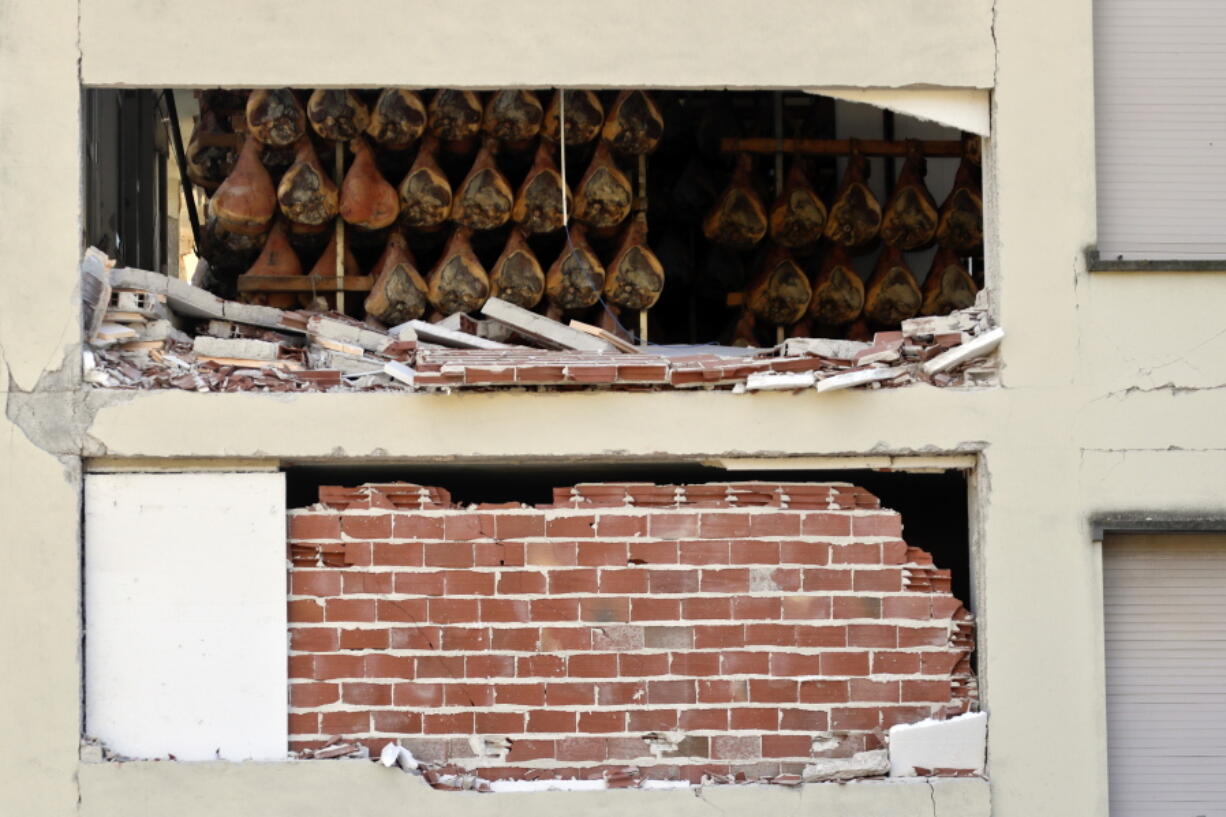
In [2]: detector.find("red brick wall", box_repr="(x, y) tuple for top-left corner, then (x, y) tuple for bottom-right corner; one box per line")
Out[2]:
(287, 481), (976, 785)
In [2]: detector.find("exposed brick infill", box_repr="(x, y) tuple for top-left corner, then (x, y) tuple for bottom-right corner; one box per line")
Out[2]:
(287, 481), (977, 786)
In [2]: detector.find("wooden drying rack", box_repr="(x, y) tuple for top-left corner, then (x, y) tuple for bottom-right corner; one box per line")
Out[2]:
(719, 137), (967, 157)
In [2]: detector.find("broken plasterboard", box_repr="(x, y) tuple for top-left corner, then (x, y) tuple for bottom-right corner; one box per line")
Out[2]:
(805, 87), (991, 136)
(481, 297), (619, 354)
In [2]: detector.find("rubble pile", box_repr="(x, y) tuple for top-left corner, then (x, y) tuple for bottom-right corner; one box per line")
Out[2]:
(81, 249), (1003, 394)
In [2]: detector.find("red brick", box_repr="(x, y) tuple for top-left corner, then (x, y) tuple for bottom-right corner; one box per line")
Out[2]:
(548, 569), (598, 594)
(648, 569), (700, 594)
(744, 623), (796, 646)
(748, 514), (802, 537)
(578, 541), (628, 566)
(802, 569), (852, 592)
(568, 653), (619, 678)
(832, 596), (882, 619)
(545, 682), (595, 705)
(701, 568), (749, 593)
(527, 710), (576, 732)
(852, 514), (903, 538)
(762, 735), (813, 758)
(683, 596), (732, 619)
(290, 514), (340, 540)
(476, 711), (525, 733)
(440, 626), (488, 651)
(599, 568), (648, 594)
(694, 624), (745, 649)
(373, 711), (423, 734)
(597, 515), (647, 537)
(795, 625), (847, 647)
(558, 737), (608, 762)
(649, 679), (697, 704)
(394, 682), (444, 707)
(711, 735), (761, 760)
(769, 568), (803, 591)
(497, 684), (545, 706)
(424, 712), (474, 734)
(290, 682), (338, 707)
(364, 654), (415, 679)
(732, 596), (782, 620)
(578, 710), (625, 732)
(922, 651), (964, 675)
(466, 654), (514, 678)
(444, 515), (484, 541)
(619, 652), (669, 676)
(343, 682), (392, 706)
(698, 679), (749, 703)
(289, 712), (319, 735)
(498, 571), (546, 594)
(629, 541), (678, 564)
(480, 599), (531, 622)
(372, 542), (423, 566)
(799, 679), (849, 703)
(821, 651), (870, 675)
(327, 598), (377, 622)
(873, 651), (923, 674)
(342, 572), (392, 595)
(477, 541), (522, 567)
(631, 598), (682, 621)
(343, 541), (372, 566)
(831, 707), (880, 730)
(496, 514), (545, 539)
(629, 709), (679, 731)
(321, 710), (370, 734)
(507, 739), (555, 761)
(898, 626), (948, 648)
(531, 598), (579, 622)
(880, 705), (934, 729)
(445, 683), (494, 706)
(780, 541), (830, 566)
(517, 654), (566, 678)
(722, 651), (770, 674)
(730, 707), (777, 730)
(527, 541), (578, 566)
(595, 682), (647, 709)
(288, 599), (324, 623)
(679, 541), (730, 565)
(831, 543), (883, 565)
(781, 595), (830, 619)
(428, 598), (479, 623)
(291, 571), (341, 596)
(444, 571), (496, 595)
(729, 540), (780, 565)
(847, 624), (897, 648)
(605, 737), (652, 759)
(769, 653), (821, 676)
(651, 513), (700, 540)
(883, 596), (932, 619)
(414, 654), (464, 678)
(491, 627), (539, 651)
(853, 569), (903, 592)
(802, 513), (851, 536)
(750, 678), (799, 703)
(902, 679), (952, 702)
(392, 514), (445, 539)
(394, 571), (446, 595)
(388, 625), (441, 649)
(341, 514), (392, 539)
(680, 709), (729, 730)
(670, 652), (721, 676)
(546, 516), (596, 537)
(423, 542), (474, 568)
(931, 596), (965, 619)
(882, 540), (909, 565)
(850, 678), (899, 702)
(540, 627), (591, 651)
(780, 709), (829, 731)
(699, 513), (751, 539)
(291, 627), (338, 652)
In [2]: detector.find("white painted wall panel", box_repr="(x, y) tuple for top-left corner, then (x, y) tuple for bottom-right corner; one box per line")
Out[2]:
(1103, 534), (1226, 817)
(1094, 0), (1226, 259)
(85, 472), (287, 761)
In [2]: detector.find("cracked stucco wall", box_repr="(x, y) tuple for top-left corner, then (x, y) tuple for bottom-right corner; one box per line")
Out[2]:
(5, 0), (1226, 816)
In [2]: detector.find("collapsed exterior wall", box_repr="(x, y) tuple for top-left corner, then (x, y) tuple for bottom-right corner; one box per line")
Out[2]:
(287, 481), (976, 786)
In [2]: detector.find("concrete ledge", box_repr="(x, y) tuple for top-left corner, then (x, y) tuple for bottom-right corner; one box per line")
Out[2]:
(1086, 249), (1226, 274)
(78, 761), (989, 817)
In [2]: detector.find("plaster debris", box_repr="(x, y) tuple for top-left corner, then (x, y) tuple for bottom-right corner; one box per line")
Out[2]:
(802, 750), (891, 781)
(888, 712), (987, 777)
(80, 249), (1003, 394)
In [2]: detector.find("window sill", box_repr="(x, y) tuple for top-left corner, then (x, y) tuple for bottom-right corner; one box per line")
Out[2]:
(1087, 249), (1226, 273)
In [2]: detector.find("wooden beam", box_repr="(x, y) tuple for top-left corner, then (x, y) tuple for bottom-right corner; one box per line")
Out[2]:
(236, 275), (375, 293)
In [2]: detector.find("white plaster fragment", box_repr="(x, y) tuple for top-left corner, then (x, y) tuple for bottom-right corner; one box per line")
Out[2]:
(488, 778), (608, 793)
(888, 712), (987, 777)
(744, 371), (818, 391)
(782, 337), (871, 360)
(192, 336), (280, 361)
(802, 750), (890, 781)
(922, 328), (1005, 375)
(382, 360), (416, 386)
(816, 366), (908, 393)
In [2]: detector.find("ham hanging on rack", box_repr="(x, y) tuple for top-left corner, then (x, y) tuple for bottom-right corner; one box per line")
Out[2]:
(602, 90), (664, 155)
(428, 226), (490, 315)
(366, 89), (427, 150)
(450, 139), (514, 230)
(864, 245), (921, 326)
(546, 224), (605, 311)
(512, 141), (572, 234)
(398, 135), (453, 231)
(746, 245), (812, 327)
(307, 90), (370, 142)
(604, 211), (664, 310)
(277, 137), (339, 226)
(428, 90), (483, 146)
(808, 244), (865, 326)
(574, 141), (633, 229)
(936, 141), (984, 255)
(823, 147), (882, 249)
(703, 153), (768, 250)
(340, 135), (400, 232)
(541, 90), (604, 145)
(305, 229), (362, 311)
(482, 90), (544, 147)
(768, 158), (827, 249)
(364, 231), (429, 324)
(880, 140), (938, 250)
(246, 89), (306, 148)
(921, 247), (978, 316)
(186, 108), (237, 191)
(489, 227), (546, 308)
(212, 135), (277, 239)
(239, 218), (302, 309)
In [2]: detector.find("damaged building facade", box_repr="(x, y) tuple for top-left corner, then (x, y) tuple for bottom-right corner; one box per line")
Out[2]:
(3, 0), (1225, 815)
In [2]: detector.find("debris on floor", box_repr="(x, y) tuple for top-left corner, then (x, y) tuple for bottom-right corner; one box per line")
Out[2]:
(81, 248), (1002, 394)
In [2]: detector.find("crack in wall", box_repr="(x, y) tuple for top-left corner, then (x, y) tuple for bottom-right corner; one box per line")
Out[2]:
(1093, 382), (1226, 402)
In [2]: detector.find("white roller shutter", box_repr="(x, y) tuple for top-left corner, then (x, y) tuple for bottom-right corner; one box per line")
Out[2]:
(1103, 533), (1226, 817)
(1093, 0), (1226, 260)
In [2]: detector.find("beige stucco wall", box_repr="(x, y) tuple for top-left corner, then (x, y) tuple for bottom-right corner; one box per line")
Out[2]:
(7, 0), (1226, 814)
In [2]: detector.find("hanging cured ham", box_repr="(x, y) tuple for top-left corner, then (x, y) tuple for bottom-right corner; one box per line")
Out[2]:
(880, 141), (938, 250)
(340, 135), (400, 232)
(239, 219), (302, 308)
(512, 141), (572, 234)
(364, 231), (429, 324)
(186, 109), (237, 191)
(936, 149), (984, 255)
(921, 247), (978, 316)
(307, 90), (370, 142)
(489, 227), (546, 308)
(428, 227), (490, 315)
(864, 245), (921, 326)
(604, 212), (664, 310)
(823, 149), (882, 249)
(245, 89), (306, 148)
(482, 90), (543, 146)
(427, 90), (483, 143)
(546, 225), (605, 311)
(366, 89), (427, 150)
(398, 135), (453, 231)
(703, 154), (768, 250)
(541, 90), (604, 145)
(304, 230), (362, 310)
(746, 245), (812, 327)
(212, 136), (277, 238)
(602, 90), (664, 155)
(574, 142), (633, 229)
(277, 138), (339, 226)
(450, 140), (514, 230)
(768, 159), (827, 248)
(808, 244), (865, 326)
